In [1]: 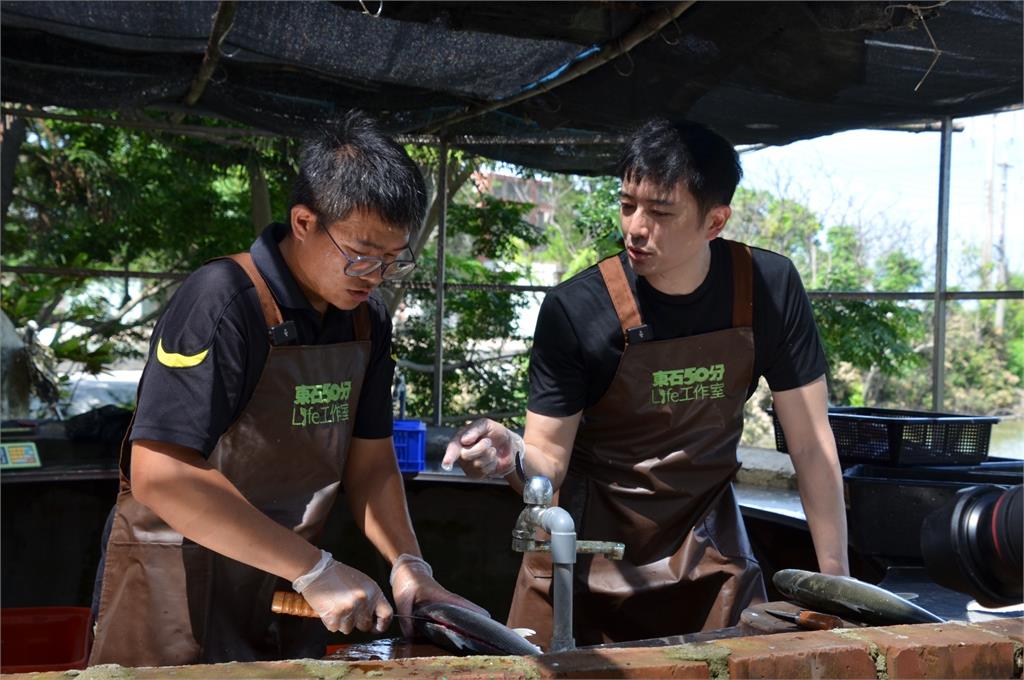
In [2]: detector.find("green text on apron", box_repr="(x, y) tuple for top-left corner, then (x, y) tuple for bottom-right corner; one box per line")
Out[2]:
(508, 240), (766, 648)
(90, 253), (372, 666)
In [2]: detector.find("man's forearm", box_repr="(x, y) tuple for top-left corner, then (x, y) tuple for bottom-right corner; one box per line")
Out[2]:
(131, 440), (321, 582)
(772, 377), (849, 576)
(343, 438), (421, 564)
(790, 444), (849, 576)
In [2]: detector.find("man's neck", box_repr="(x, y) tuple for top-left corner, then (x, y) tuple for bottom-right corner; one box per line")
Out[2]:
(644, 244), (712, 296)
(279, 235), (328, 316)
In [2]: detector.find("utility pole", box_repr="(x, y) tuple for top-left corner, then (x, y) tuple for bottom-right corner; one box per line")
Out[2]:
(994, 161), (1011, 333)
(983, 118), (996, 289)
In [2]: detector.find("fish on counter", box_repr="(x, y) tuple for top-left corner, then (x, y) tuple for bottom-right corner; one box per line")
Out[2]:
(412, 602), (542, 656)
(271, 591), (541, 656)
(772, 569), (945, 625)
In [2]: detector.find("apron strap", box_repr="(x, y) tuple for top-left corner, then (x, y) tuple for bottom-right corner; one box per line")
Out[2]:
(220, 253), (371, 341)
(352, 302), (371, 342)
(222, 253), (285, 328)
(598, 255), (642, 343)
(726, 240), (753, 328)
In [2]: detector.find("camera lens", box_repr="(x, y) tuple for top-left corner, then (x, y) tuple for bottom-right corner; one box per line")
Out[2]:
(920, 484), (1022, 608)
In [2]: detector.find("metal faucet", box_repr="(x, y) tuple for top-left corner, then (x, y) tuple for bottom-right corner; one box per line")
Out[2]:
(512, 476), (625, 653)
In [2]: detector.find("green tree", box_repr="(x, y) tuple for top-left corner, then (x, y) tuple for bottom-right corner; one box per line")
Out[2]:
(728, 187), (821, 283)
(810, 225), (926, 405)
(527, 175), (622, 280)
(2, 116), (295, 411)
(392, 182), (545, 424)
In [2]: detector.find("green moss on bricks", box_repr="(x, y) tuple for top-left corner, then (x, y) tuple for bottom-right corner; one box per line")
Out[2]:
(75, 665), (136, 680)
(663, 643), (731, 680)
(297, 659), (351, 679)
(829, 628), (888, 680)
(867, 642), (887, 680)
(418, 655), (540, 680)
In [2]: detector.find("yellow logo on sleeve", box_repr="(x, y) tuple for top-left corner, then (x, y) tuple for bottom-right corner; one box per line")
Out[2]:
(156, 338), (209, 368)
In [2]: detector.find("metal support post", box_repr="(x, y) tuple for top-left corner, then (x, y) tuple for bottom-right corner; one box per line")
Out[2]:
(932, 117), (952, 412)
(432, 141), (449, 426)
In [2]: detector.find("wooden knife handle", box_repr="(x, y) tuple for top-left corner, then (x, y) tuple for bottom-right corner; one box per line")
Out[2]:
(272, 591), (318, 618)
(797, 610), (843, 630)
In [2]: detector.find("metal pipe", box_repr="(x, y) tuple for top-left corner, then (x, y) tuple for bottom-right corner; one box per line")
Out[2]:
(932, 116), (952, 412)
(551, 563), (575, 653)
(432, 140), (448, 426)
(511, 476), (623, 653)
(541, 506), (577, 653)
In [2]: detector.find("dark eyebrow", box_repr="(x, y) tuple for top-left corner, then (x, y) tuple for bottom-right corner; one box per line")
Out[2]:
(619, 191), (674, 207)
(351, 237), (410, 256)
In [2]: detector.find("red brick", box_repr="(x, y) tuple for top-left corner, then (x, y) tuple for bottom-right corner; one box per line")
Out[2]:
(969, 618), (1024, 680)
(354, 655), (538, 679)
(532, 646), (711, 678)
(709, 630), (876, 679)
(841, 622), (1016, 679)
(971, 617), (1024, 644)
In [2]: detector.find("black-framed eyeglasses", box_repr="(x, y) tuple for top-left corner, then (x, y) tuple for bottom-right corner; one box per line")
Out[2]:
(323, 228), (417, 281)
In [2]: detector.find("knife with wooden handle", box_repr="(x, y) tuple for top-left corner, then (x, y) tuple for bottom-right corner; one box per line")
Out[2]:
(272, 591), (318, 617)
(271, 592), (436, 624)
(764, 608), (844, 630)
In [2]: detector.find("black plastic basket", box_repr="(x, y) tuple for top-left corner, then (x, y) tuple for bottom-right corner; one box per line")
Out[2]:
(769, 407), (999, 466)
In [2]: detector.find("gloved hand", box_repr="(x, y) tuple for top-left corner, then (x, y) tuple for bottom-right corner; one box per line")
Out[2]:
(292, 550), (393, 634)
(389, 554), (490, 638)
(441, 418), (524, 479)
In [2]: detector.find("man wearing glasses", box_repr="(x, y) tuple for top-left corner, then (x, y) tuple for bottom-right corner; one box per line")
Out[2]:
(90, 111), (483, 667)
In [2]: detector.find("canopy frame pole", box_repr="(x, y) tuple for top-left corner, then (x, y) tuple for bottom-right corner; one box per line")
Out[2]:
(417, 0), (696, 134)
(932, 116), (952, 412)
(174, 0), (239, 123)
(432, 140), (449, 427)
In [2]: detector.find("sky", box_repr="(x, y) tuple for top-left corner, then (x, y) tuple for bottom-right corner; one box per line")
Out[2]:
(739, 109), (1023, 289)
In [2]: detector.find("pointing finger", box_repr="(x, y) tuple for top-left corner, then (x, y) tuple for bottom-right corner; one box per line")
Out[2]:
(441, 438), (462, 470)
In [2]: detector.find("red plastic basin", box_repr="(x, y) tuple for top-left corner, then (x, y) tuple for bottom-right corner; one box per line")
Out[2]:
(1, 607), (92, 673)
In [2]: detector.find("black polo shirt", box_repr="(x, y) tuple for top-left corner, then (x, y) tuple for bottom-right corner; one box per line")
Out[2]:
(130, 223), (396, 456)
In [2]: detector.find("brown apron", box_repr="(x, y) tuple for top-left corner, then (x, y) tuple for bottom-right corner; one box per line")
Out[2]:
(508, 240), (766, 648)
(90, 253), (372, 666)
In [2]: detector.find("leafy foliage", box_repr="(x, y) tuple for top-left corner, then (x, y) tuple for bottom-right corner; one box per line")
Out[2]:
(392, 180), (544, 424)
(2, 116), (294, 411)
(3, 116), (1019, 431)
(811, 225), (926, 395)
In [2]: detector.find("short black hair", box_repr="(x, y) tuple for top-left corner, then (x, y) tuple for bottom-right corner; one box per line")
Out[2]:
(617, 119), (742, 214)
(292, 110), (427, 234)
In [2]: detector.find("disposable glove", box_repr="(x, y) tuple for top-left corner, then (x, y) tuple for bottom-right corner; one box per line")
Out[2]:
(390, 553), (490, 638)
(292, 549), (393, 634)
(441, 418), (525, 480)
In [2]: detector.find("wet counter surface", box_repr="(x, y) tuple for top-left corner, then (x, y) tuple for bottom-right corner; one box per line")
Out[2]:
(323, 638), (452, 662)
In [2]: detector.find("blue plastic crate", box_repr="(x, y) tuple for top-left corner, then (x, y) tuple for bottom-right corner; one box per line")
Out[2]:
(393, 419), (426, 473)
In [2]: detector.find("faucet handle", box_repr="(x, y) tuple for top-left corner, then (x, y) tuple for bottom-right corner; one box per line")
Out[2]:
(523, 476), (553, 506)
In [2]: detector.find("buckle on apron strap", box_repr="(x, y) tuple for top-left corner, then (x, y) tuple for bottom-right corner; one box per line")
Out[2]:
(268, 321), (298, 346)
(626, 324), (651, 344)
